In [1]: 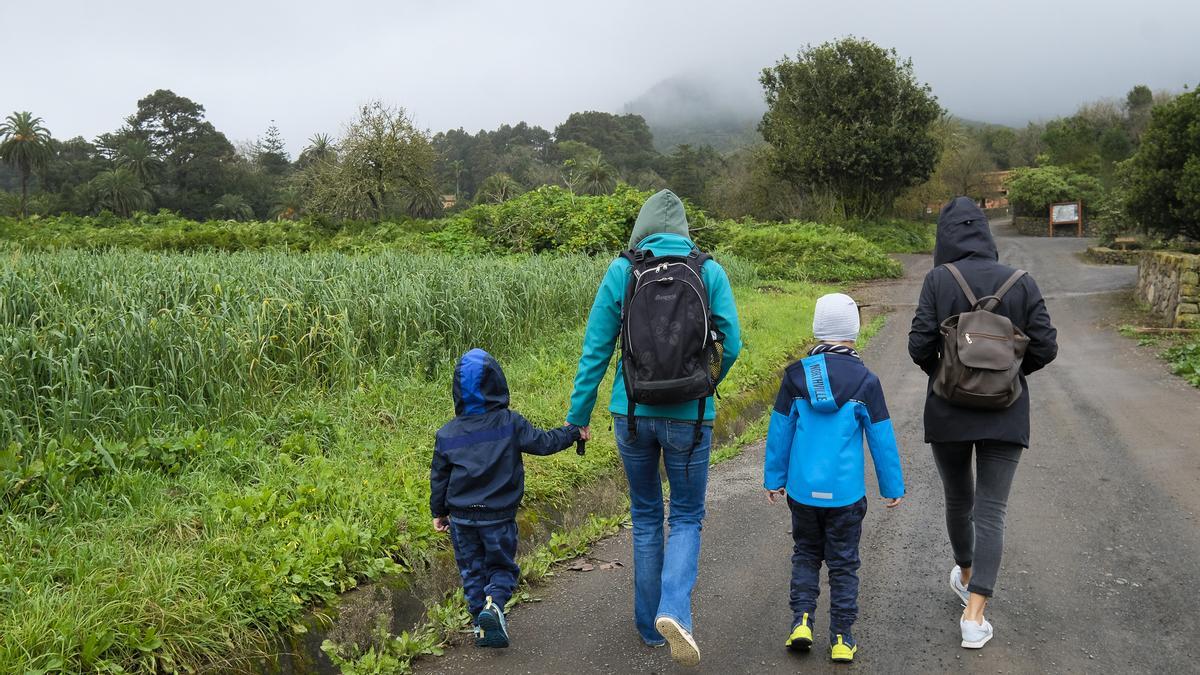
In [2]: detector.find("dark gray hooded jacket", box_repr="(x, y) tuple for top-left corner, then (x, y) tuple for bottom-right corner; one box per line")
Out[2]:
(908, 197), (1058, 447)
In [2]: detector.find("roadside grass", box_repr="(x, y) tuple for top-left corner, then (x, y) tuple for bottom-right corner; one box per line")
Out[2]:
(1119, 324), (1200, 388)
(0, 246), (828, 671)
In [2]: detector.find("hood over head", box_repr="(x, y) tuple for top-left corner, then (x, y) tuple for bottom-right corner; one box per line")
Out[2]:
(452, 348), (509, 416)
(934, 196), (998, 266)
(629, 189), (690, 249)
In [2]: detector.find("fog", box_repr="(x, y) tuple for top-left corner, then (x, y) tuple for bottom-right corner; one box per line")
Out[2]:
(6, 0), (1198, 153)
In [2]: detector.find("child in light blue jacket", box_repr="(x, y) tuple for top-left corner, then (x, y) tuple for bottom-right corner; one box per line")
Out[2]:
(763, 293), (905, 664)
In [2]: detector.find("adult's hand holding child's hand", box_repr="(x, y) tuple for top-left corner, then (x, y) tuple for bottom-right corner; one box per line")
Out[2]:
(765, 488), (786, 504)
(883, 497), (904, 508)
(432, 516), (450, 533)
(579, 426), (591, 441)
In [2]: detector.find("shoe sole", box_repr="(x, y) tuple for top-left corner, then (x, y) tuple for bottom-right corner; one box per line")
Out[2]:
(831, 655), (855, 663)
(961, 633), (992, 649)
(655, 616), (700, 667)
(787, 637), (813, 652)
(477, 610), (509, 648)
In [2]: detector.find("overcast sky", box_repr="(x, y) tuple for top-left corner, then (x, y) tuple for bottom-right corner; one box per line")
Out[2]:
(7, 0), (1198, 154)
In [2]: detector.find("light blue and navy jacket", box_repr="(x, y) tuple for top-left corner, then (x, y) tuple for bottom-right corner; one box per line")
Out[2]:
(566, 232), (742, 426)
(763, 345), (905, 508)
(430, 349), (581, 522)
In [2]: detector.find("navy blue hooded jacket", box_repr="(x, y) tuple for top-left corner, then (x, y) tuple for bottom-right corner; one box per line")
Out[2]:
(430, 349), (581, 521)
(908, 197), (1058, 447)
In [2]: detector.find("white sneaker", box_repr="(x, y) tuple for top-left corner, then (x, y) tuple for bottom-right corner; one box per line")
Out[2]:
(960, 616), (993, 649)
(950, 566), (970, 606)
(655, 616), (700, 667)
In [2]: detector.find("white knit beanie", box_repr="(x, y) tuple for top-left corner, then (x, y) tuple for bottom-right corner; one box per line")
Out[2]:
(813, 293), (860, 342)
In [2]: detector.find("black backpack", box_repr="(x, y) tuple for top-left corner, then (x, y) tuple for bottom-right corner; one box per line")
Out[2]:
(619, 247), (724, 445)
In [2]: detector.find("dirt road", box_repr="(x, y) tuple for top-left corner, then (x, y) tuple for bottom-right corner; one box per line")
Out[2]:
(421, 222), (1200, 674)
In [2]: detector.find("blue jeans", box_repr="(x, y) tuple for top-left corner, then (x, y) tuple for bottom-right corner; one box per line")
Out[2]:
(614, 416), (711, 644)
(788, 496), (866, 638)
(449, 519), (519, 617)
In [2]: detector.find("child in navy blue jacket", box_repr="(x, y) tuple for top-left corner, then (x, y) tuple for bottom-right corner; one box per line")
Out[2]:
(763, 293), (905, 663)
(430, 348), (582, 648)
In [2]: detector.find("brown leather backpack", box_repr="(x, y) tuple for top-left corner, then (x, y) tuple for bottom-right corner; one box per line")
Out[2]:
(933, 263), (1031, 409)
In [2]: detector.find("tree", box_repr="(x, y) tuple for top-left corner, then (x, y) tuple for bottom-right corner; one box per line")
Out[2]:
(41, 136), (109, 212)
(1005, 165), (1103, 218)
(475, 172), (524, 203)
(554, 111), (658, 173)
(116, 138), (162, 187)
(300, 102), (436, 220)
(298, 133), (335, 167)
(256, 122), (291, 176)
(1125, 84), (1154, 142)
(758, 38), (942, 217)
(573, 154), (617, 195)
(89, 167), (152, 216)
(666, 143), (723, 205)
(939, 126), (997, 200)
(704, 144), (807, 221)
(126, 89), (238, 218)
(211, 193), (254, 221)
(0, 111), (53, 218)
(1123, 88), (1200, 239)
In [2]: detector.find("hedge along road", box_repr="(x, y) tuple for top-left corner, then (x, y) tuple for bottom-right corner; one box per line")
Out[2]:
(420, 219), (1200, 674)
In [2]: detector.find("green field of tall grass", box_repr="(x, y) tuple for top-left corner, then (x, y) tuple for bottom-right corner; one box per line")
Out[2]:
(0, 246), (831, 672)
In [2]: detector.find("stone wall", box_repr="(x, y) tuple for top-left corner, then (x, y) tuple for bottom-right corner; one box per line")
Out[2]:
(1013, 216), (1097, 237)
(1084, 246), (1140, 265)
(1137, 252), (1200, 327)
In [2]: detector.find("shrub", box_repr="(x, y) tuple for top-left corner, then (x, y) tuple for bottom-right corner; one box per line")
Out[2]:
(1123, 88), (1200, 240)
(719, 221), (902, 281)
(840, 218), (935, 253)
(1006, 165), (1103, 218)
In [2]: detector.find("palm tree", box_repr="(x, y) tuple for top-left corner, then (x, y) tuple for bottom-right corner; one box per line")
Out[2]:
(298, 133), (335, 167)
(116, 138), (162, 186)
(270, 184), (304, 220)
(0, 111), (53, 218)
(402, 178), (442, 218)
(90, 168), (152, 217)
(475, 172), (525, 204)
(575, 154), (617, 196)
(211, 193), (254, 221)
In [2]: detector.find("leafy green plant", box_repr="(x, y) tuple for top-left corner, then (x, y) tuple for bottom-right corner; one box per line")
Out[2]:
(720, 221), (902, 281)
(1165, 340), (1200, 386)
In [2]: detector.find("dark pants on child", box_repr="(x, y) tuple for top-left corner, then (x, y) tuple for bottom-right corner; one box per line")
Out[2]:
(788, 496), (867, 638)
(450, 519), (519, 616)
(930, 440), (1023, 597)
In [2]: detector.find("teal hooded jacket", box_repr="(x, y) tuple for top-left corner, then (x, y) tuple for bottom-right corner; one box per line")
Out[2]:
(566, 190), (742, 426)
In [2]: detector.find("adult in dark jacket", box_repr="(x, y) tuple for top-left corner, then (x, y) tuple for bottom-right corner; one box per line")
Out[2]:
(908, 197), (1057, 650)
(430, 348), (581, 647)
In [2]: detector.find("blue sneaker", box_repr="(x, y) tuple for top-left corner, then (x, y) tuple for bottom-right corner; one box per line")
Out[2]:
(476, 596), (510, 648)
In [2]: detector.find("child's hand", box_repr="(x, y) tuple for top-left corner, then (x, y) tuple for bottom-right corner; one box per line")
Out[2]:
(432, 516), (450, 533)
(882, 497), (904, 509)
(765, 488), (786, 504)
(579, 425), (592, 441)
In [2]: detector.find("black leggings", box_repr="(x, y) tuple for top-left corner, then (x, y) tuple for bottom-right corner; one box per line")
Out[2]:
(930, 440), (1023, 597)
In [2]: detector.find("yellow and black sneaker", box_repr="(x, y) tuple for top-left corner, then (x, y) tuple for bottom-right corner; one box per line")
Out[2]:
(785, 613), (813, 652)
(830, 634), (857, 663)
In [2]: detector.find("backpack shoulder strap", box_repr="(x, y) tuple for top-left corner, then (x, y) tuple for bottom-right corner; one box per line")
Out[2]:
(993, 269), (1028, 302)
(982, 269), (1028, 310)
(943, 263), (979, 308)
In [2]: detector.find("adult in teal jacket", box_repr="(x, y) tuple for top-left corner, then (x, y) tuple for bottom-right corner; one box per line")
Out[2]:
(567, 189), (741, 666)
